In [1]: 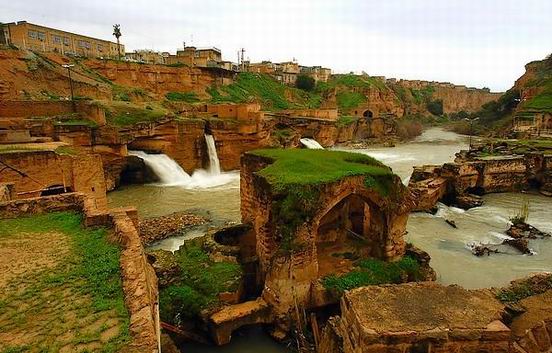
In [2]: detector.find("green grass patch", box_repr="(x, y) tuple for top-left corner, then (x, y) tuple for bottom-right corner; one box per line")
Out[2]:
(159, 244), (242, 323)
(209, 72), (291, 110)
(336, 116), (359, 128)
(102, 101), (169, 126)
(322, 256), (422, 294)
(523, 81), (552, 113)
(336, 91), (366, 111)
(165, 91), (200, 103)
(250, 149), (393, 192)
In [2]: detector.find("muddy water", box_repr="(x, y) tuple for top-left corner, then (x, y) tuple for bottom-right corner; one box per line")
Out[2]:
(107, 127), (552, 350)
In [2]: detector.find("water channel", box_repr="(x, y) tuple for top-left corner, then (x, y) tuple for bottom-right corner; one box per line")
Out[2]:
(107, 127), (552, 351)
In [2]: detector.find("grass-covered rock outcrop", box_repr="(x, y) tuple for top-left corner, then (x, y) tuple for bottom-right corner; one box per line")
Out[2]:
(248, 149), (403, 252)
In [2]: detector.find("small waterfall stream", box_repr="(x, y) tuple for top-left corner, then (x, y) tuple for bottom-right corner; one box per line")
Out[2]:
(128, 150), (191, 185)
(205, 134), (221, 174)
(300, 137), (324, 149)
(128, 135), (237, 189)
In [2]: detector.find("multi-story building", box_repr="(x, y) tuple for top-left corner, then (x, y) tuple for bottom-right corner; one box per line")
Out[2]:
(166, 46), (223, 67)
(274, 61), (300, 85)
(300, 65), (332, 82)
(1, 21), (124, 58)
(125, 49), (168, 64)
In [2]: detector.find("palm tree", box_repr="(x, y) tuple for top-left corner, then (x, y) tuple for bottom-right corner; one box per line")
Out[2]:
(112, 24), (122, 60)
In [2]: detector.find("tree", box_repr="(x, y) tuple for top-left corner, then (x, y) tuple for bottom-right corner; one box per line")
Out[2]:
(112, 24), (122, 60)
(296, 74), (315, 91)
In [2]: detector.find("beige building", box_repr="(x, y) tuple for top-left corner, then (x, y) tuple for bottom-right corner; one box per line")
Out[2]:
(167, 46), (223, 67)
(125, 49), (168, 64)
(300, 65), (332, 82)
(1, 21), (124, 58)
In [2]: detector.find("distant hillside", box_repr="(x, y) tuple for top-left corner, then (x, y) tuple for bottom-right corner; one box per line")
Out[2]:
(450, 54), (552, 135)
(0, 47), (501, 125)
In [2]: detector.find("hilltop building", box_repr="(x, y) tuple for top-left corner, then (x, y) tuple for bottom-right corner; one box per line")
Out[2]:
(125, 49), (169, 64)
(244, 60), (331, 84)
(0, 21), (124, 58)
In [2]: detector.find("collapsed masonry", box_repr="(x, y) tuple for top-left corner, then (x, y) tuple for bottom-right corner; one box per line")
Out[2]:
(409, 152), (552, 212)
(223, 149), (416, 339)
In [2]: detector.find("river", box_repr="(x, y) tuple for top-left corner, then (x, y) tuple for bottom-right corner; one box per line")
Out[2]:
(107, 127), (552, 351)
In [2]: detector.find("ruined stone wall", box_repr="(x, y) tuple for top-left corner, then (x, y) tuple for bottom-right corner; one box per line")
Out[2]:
(410, 154), (552, 211)
(241, 153), (412, 320)
(0, 100), (106, 125)
(0, 192), (85, 218)
(0, 150), (108, 209)
(110, 208), (160, 353)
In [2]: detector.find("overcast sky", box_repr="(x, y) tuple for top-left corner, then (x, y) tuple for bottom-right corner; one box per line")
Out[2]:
(3, 0), (551, 91)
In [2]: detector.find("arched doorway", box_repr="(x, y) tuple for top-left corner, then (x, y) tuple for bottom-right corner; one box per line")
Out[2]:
(363, 110), (374, 119)
(314, 193), (385, 277)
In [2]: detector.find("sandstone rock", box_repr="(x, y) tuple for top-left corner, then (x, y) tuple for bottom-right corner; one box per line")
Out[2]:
(454, 193), (483, 209)
(139, 212), (207, 245)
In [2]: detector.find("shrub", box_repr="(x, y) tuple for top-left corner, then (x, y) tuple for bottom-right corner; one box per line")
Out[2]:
(426, 99), (444, 116)
(510, 200), (530, 225)
(296, 74), (316, 91)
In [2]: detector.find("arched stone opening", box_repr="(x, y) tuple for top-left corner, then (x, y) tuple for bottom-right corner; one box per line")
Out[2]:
(363, 110), (374, 119)
(314, 193), (385, 277)
(40, 184), (73, 196)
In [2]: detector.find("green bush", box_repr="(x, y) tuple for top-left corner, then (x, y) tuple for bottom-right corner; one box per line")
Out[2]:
(426, 99), (444, 116)
(296, 74), (316, 91)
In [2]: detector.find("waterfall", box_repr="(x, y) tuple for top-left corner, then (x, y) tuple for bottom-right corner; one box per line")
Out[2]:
(205, 134), (221, 174)
(129, 149), (239, 189)
(129, 150), (191, 185)
(300, 138), (324, 149)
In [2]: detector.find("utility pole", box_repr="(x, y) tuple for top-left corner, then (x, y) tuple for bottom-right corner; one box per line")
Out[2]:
(240, 47), (245, 71)
(465, 117), (479, 150)
(62, 64), (75, 112)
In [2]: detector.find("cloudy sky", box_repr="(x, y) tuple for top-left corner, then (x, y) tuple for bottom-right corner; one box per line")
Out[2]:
(3, 0), (551, 91)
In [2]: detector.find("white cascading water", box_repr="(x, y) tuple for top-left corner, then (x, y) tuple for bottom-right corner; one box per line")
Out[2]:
(129, 135), (238, 189)
(128, 150), (191, 185)
(205, 134), (221, 174)
(300, 138), (324, 149)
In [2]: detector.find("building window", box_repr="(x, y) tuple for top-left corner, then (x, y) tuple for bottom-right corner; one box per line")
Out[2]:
(78, 40), (90, 49)
(53, 35), (62, 44)
(63, 37), (70, 46)
(37, 32), (46, 41)
(28, 30), (38, 39)
(97, 44), (103, 52)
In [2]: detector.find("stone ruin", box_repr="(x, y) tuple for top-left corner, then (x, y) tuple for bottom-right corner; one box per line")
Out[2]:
(239, 149), (414, 330)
